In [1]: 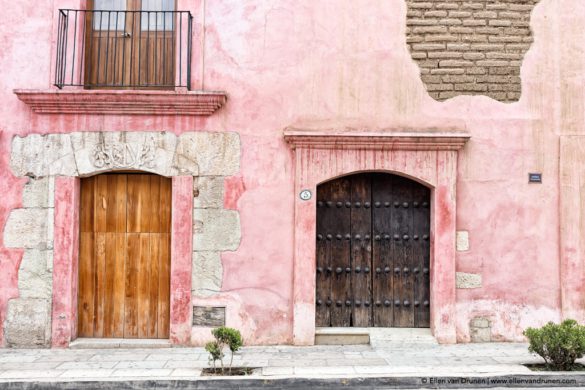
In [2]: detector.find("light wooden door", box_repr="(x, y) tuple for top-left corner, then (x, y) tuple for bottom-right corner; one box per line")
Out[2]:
(78, 174), (172, 339)
(85, 0), (176, 89)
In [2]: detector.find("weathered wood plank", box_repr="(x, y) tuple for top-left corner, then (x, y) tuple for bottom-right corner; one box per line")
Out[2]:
(136, 233), (151, 338)
(124, 232), (140, 338)
(413, 185), (431, 327)
(328, 178), (352, 327)
(351, 175), (372, 327)
(316, 182), (332, 327)
(95, 175), (108, 233)
(159, 176), (172, 234)
(157, 233), (171, 338)
(77, 232), (95, 337)
(372, 173), (394, 327)
(147, 233), (160, 338)
(93, 233), (107, 337)
(192, 307), (226, 327)
(126, 175), (141, 233)
(392, 176), (414, 328)
(148, 175), (161, 233)
(112, 233), (127, 337)
(80, 177), (95, 233)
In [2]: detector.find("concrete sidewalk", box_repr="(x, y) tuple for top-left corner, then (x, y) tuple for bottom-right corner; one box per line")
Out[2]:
(0, 330), (584, 388)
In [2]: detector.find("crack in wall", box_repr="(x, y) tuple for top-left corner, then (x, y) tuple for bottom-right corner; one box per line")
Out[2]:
(406, 0), (540, 102)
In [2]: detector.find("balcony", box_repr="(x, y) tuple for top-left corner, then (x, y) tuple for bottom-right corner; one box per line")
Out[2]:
(15, 8), (227, 116)
(55, 9), (192, 90)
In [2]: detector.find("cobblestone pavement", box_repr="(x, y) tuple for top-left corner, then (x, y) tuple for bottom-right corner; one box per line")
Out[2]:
(0, 329), (583, 383)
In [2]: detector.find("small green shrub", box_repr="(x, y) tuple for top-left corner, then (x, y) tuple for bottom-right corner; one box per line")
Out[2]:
(523, 319), (585, 370)
(212, 327), (243, 353)
(205, 327), (243, 374)
(205, 341), (223, 368)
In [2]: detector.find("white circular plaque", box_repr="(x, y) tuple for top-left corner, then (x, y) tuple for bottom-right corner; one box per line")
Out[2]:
(299, 190), (312, 201)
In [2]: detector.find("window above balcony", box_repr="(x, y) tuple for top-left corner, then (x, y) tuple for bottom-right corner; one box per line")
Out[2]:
(15, 0), (227, 116)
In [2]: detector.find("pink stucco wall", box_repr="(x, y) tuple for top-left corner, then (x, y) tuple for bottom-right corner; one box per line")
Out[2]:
(170, 176), (194, 345)
(1, 0), (583, 346)
(51, 177), (80, 347)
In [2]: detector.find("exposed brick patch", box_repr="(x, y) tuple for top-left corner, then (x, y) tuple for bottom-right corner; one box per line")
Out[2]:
(406, 0), (539, 102)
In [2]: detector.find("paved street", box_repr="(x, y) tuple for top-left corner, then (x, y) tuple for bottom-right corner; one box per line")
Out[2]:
(1, 329), (584, 386)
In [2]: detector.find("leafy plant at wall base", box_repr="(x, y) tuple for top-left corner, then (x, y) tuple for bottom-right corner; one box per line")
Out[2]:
(205, 327), (244, 375)
(523, 319), (585, 371)
(205, 341), (223, 370)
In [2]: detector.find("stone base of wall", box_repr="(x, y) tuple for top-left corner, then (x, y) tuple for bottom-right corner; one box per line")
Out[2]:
(470, 317), (492, 343)
(4, 298), (51, 348)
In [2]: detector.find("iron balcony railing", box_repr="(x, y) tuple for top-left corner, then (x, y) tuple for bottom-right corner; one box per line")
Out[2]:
(55, 9), (193, 90)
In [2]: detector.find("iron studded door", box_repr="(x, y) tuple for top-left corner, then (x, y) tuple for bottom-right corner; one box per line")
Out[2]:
(316, 173), (430, 328)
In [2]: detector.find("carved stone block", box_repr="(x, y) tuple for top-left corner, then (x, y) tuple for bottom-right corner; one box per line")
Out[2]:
(175, 132), (240, 176)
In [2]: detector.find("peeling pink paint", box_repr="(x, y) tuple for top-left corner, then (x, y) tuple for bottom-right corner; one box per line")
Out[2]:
(51, 177), (80, 348)
(0, 248), (22, 347)
(223, 175), (246, 210)
(170, 177), (194, 345)
(0, 131), (26, 347)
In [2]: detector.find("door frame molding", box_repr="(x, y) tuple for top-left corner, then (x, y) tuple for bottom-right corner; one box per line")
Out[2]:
(51, 174), (193, 347)
(284, 125), (470, 344)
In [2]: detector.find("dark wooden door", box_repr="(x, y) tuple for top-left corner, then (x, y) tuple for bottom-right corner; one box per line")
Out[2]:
(85, 0), (176, 89)
(316, 173), (430, 328)
(78, 173), (172, 339)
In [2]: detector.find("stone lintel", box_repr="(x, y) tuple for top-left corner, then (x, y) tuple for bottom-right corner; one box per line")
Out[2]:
(10, 131), (241, 179)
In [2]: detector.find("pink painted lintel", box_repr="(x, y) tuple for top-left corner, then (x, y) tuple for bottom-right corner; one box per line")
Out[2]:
(14, 89), (227, 116)
(284, 128), (470, 151)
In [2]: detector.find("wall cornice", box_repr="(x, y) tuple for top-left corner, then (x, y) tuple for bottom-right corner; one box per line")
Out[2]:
(284, 127), (470, 151)
(14, 89), (227, 116)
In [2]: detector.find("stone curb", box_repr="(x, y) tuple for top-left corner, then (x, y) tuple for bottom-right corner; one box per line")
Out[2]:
(1, 375), (585, 389)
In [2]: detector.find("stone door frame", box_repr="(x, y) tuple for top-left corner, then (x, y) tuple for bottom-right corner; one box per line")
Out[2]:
(284, 127), (470, 344)
(5, 130), (241, 348)
(51, 175), (193, 347)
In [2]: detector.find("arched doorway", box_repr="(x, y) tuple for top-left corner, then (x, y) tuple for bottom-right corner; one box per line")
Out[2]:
(316, 172), (431, 328)
(77, 173), (172, 339)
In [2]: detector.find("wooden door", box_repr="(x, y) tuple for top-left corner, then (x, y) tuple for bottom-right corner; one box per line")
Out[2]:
(78, 173), (172, 339)
(85, 0), (176, 89)
(316, 173), (430, 328)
